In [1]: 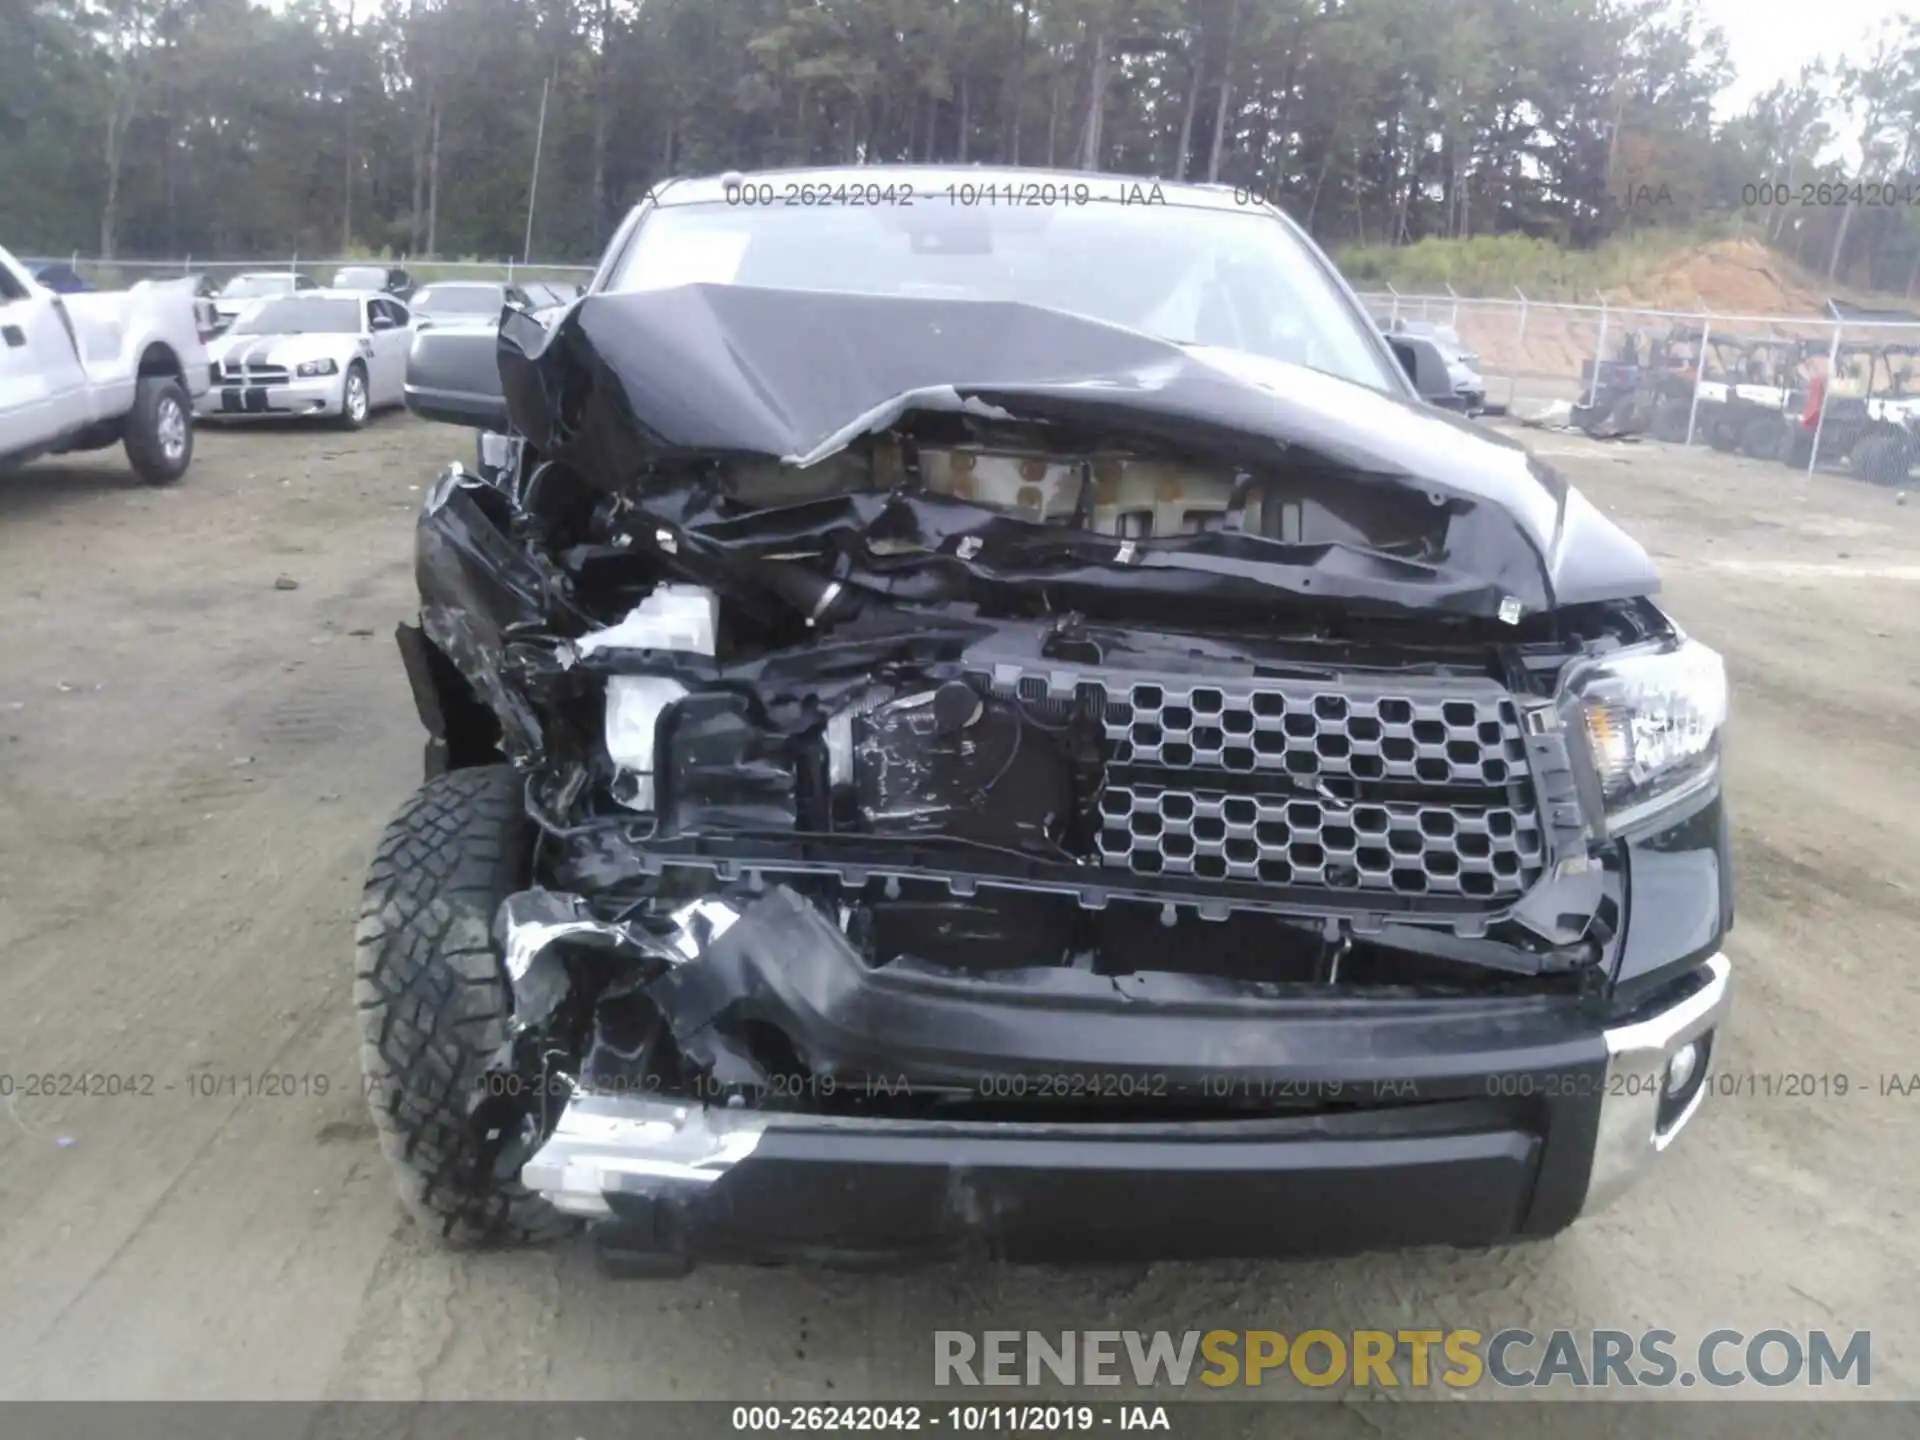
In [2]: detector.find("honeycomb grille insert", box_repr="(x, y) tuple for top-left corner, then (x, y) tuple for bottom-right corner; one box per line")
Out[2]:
(1095, 786), (1543, 898)
(1086, 679), (1543, 899)
(1106, 682), (1527, 787)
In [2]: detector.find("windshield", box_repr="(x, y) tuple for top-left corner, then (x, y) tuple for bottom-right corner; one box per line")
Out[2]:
(414, 284), (504, 315)
(608, 198), (1399, 392)
(220, 274), (297, 299)
(332, 266), (387, 289)
(230, 297), (362, 335)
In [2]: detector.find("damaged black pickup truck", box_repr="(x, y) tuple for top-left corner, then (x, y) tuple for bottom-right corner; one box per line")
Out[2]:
(355, 166), (1733, 1273)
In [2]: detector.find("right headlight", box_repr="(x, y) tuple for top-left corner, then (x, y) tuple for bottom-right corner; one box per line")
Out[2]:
(1568, 638), (1727, 834)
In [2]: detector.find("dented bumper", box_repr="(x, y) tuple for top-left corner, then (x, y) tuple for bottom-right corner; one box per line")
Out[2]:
(525, 961), (1728, 1274)
(529, 1093), (1552, 1272)
(506, 882), (1729, 1270)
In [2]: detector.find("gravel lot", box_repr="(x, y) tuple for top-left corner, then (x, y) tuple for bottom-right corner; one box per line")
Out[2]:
(0, 412), (1915, 1403)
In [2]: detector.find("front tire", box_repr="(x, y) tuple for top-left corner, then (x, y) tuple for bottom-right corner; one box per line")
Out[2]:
(1740, 415), (1784, 459)
(353, 765), (575, 1247)
(338, 362), (370, 431)
(124, 374), (193, 485)
(1650, 399), (1691, 443)
(1851, 432), (1912, 487)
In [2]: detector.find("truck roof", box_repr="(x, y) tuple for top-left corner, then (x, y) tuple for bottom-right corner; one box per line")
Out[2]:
(647, 165), (1271, 216)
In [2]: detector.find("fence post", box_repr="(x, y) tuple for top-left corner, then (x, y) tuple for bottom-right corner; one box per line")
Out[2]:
(1445, 282), (1459, 327)
(1808, 322), (1842, 480)
(183, 254), (192, 277)
(1510, 287), (1528, 412)
(1387, 283), (1401, 326)
(1588, 299), (1610, 410)
(1684, 316), (1712, 447)
(507, 257), (515, 286)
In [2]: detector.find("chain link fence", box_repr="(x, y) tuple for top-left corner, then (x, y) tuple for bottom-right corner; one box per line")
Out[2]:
(23, 254), (597, 291)
(1356, 288), (1920, 486)
(22, 257), (1919, 487)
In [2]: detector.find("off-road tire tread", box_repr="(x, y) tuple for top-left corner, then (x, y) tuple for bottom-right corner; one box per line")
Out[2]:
(353, 765), (575, 1247)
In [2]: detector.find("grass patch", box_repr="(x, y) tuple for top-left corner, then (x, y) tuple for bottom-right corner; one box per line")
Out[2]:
(1334, 225), (1737, 299)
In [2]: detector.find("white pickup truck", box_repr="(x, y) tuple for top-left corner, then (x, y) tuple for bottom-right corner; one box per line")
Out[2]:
(0, 244), (211, 484)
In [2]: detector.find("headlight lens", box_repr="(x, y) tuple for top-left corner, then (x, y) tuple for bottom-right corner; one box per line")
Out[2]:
(295, 358), (338, 377)
(1572, 639), (1727, 831)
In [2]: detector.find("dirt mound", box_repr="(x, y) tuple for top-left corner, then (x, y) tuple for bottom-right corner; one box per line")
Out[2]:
(1617, 237), (1827, 316)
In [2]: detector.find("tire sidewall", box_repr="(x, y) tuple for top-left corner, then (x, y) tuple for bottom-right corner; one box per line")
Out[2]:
(1740, 416), (1781, 459)
(127, 374), (193, 484)
(1854, 434), (1910, 486)
(340, 364), (370, 429)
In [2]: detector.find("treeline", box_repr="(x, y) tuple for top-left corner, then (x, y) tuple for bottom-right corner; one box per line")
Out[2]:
(3, 0), (1918, 291)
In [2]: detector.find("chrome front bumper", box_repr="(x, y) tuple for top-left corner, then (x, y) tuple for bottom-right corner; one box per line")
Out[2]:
(1582, 951), (1732, 1213)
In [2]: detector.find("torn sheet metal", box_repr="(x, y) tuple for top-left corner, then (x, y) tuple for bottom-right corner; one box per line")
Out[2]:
(488, 285), (1658, 613)
(636, 886), (1594, 1088)
(520, 1091), (772, 1216)
(415, 468), (562, 762)
(493, 888), (683, 1033)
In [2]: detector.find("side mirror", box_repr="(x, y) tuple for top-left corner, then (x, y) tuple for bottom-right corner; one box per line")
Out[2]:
(370, 313), (396, 331)
(1388, 334), (1467, 412)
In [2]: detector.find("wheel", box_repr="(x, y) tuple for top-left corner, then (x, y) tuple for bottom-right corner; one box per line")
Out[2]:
(1740, 415), (1784, 459)
(1851, 433), (1912, 487)
(1650, 399), (1691, 443)
(124, 374), (193, 484)
(1706, 415), (1739, 451)
(354, 765), (576, 1247)
(337, 362), (370, 430)
(1778, 427), (1815, 468)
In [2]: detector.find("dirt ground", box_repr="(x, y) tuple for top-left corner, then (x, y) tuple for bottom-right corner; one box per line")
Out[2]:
(0, 412), (1915, 1403)
(1618, 237), (1828, 314)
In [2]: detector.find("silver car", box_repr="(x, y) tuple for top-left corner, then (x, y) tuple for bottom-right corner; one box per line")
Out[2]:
(197, 290), (413, 429)
(409, 280), (533, 329)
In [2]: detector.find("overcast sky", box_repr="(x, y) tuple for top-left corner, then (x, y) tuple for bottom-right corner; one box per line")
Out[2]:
(1702, 0), (1905, 117)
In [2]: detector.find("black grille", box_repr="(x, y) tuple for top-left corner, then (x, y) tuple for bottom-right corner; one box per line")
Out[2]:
(1094, 680), (1540, 898)
(977, 663), (1547, 902)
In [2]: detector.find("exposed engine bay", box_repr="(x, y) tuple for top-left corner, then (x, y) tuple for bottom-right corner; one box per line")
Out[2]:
(398, 284), (1679, 1167)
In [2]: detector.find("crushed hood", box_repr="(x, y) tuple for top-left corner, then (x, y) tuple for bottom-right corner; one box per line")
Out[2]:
(491, 284), (1658, 616)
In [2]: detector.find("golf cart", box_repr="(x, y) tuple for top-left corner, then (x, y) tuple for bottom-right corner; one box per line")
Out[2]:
(1714, 336), (1810, 458)
(1776, 342), (1920, 484)
(1573, 324), (1705, 440)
